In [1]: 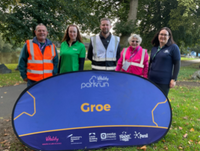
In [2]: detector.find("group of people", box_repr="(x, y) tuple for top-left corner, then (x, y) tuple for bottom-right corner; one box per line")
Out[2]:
(18, 18), (180, 96)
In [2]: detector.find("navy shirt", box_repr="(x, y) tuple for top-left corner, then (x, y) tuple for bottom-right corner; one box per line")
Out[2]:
(148, 44), (180, 84)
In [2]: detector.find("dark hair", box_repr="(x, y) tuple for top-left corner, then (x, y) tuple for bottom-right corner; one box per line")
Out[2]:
(151, 27), (175, 47)
(62, 25), (83, 43)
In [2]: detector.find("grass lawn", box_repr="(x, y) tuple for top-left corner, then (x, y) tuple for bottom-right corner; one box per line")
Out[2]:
(0, 61), (92, 87)
(181, 57), (199, 61)
(178, 63), (200, 82)
(0, 64), (25, 87)
(1, 61), (200, 151)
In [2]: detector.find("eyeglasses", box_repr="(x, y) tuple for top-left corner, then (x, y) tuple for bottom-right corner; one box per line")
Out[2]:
(132, 41), (139, 43)
(159, 33), (169, 37)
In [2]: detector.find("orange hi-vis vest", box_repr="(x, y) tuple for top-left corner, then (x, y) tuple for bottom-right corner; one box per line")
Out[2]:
(26, 40), (56, 81)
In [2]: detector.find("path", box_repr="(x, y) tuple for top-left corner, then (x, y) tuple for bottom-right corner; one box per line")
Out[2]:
(0, 84), (26, 118)
(181, 59), (200, 67)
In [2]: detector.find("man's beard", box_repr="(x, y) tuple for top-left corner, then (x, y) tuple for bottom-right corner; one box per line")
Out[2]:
(102, 29), (109, 34)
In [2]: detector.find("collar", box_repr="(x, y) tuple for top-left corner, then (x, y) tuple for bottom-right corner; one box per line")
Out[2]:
(32, 37), (52, 46)
(99, 32), (111, 39)
(128, 45), (141, 52)
(67, 40), (78, 46)
(158, 45), (166, 49)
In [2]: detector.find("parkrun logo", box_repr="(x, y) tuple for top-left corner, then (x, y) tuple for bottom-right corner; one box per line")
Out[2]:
(81, 76), (109, 89)
(134, 131), (148, 139)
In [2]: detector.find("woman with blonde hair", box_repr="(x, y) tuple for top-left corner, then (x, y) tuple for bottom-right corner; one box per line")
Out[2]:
(115, 34), (149, 78)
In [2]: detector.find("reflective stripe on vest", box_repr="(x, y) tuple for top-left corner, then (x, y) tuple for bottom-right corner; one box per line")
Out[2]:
(92, 35), (119, 61)
(27, 69), (53, 74)
(123, 48), (145, 68)
(91, 65), (116, 70)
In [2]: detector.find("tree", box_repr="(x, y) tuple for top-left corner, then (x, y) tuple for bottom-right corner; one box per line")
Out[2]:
(0, 0), (135, 47)
(137, 0), (200, 51)
(137, 0), (179, 50)
(191, 45), (200, 57)
(0, 35), (12, 52)
(114, 0), (138, 47)
(0, 0), (94, 45)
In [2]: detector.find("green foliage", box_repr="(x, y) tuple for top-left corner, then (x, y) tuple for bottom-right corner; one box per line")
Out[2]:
(0, 35), (12, 52)
(190, 45), (200, 57)
(113, 20), (136, 36)
(169, 0), (200, 46)
(137, 0), (178, 50)
(0, 0), (68, 45)
(137, 0), (200, 50)
(179, 41), (189, 54)
(0, 0), (132, 46)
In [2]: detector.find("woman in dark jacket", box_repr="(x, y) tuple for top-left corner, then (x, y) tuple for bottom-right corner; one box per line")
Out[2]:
(148, 27), (181, 96)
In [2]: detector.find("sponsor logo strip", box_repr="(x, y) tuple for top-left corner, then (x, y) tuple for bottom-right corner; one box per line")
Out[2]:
(19, 125), (168, 137)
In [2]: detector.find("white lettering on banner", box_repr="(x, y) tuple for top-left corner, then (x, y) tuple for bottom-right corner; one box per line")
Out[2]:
(81, 75), (109, 89)
(100, 132), (116, 141)
(134, 131), (148, 139)
(119, 131), (131, 142)
(89, 132), (98, 142)
(67, 134), (82, 144)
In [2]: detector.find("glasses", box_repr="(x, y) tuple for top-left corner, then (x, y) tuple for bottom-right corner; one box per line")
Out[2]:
(132, 41), (139, 43)
(159, 33), (169, 37)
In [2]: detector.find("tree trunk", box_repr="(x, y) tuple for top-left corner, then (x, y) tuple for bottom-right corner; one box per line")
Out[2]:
(120, 0), (138, 48)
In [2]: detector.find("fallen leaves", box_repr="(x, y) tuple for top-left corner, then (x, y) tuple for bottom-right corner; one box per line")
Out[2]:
(162, 139), (166, 143)
(14, 82), (19, 86)
(179, 146), (183, 150)
(137, 145), (147, 151)
(183, 116), (188, 120)
(188, 140), (193, 144)
(190, 128), (195, 132)
(179, 127), (183, 130)
(4, 133), (8, 136)
(183, 133), (188, 138)
(164, 146), (168, 150)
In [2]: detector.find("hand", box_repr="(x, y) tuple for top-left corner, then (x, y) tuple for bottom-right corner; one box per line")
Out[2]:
(23, 78), (28, 82)
(169, 79), (176, 88)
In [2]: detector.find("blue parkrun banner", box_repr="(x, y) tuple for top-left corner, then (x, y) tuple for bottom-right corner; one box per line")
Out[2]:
(12, 71), (172, 151)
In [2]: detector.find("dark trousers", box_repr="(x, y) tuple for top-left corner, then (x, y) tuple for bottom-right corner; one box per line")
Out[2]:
(27, 79), (37, 87)
(155, 83), (170, 96)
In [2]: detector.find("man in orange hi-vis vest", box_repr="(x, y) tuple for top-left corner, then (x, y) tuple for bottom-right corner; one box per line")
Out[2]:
(18, 23), (58, 87)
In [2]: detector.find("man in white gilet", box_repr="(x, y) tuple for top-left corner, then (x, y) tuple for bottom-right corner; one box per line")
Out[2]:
(87, 18), (120, 70)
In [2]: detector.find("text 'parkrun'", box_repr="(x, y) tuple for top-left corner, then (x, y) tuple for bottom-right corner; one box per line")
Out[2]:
(81, 103), (111, 112)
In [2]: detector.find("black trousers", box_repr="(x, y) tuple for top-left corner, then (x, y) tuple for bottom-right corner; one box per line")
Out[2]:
(155, 83), (170, 96)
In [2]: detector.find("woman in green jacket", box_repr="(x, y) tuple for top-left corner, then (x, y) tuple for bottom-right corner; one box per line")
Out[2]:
(59, 25), (86, 73)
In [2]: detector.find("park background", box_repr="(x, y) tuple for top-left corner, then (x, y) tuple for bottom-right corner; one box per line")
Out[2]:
(0, 0), (200, 151)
